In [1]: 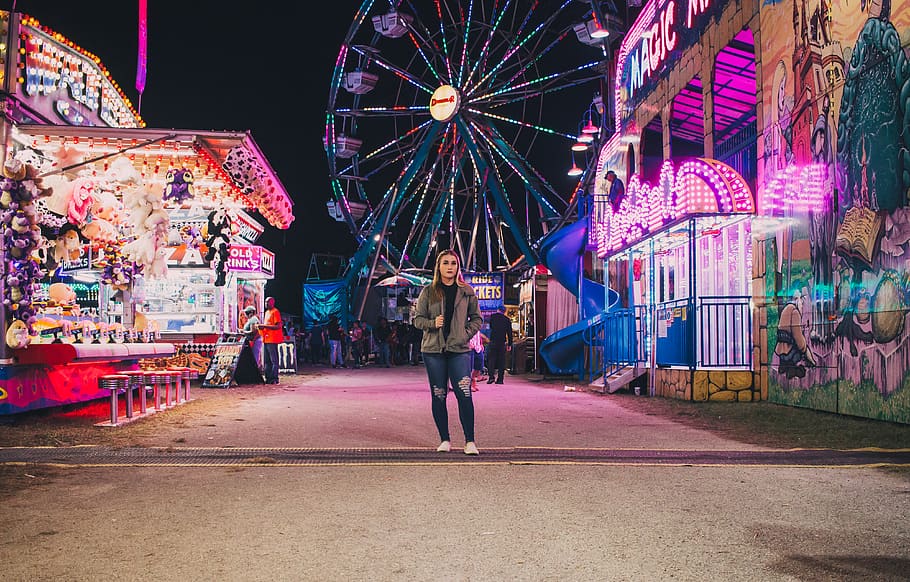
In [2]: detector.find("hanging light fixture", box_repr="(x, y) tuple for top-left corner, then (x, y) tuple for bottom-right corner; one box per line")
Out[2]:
(571, 139), (589, 152)
(582, 117), (599, 135)
(567, 151), (583, 176)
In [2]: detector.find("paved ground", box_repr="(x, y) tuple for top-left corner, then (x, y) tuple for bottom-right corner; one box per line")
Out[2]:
(2, 365), (909, 581)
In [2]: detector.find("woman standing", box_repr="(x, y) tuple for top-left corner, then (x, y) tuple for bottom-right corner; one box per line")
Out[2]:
(241, 305), (263, 373)
(413, 250), (483, 455)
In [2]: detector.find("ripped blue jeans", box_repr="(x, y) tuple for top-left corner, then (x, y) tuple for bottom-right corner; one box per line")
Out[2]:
(422, 351), (474, 443)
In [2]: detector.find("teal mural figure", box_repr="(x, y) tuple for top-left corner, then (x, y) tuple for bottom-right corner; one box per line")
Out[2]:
(836, 12), (909, 215)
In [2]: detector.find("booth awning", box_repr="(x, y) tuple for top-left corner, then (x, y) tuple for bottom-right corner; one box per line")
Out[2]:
(11, 124), (294, 229)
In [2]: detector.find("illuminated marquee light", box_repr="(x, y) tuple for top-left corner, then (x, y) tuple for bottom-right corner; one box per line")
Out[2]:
(594, 158), (754, 257)
(20, 18), (143, 128)
(762, 163), (831, 215)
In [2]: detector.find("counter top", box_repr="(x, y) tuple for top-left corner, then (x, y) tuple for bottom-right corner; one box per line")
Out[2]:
(13, 342), (176, 366)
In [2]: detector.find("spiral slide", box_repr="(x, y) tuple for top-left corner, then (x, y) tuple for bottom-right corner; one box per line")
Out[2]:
(538, 219), (619, 375)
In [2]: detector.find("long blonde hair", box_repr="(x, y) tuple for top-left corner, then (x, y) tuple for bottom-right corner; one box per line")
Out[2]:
(429, 249), (467, 301)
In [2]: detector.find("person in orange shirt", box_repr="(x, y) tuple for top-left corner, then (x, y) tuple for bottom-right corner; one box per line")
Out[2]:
(259, 296), (284, 384)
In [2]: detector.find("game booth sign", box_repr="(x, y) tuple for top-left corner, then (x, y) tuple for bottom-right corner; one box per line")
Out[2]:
(0, 10), (294, 414)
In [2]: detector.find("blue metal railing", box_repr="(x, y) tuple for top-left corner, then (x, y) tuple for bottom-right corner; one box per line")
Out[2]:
(696, 296), (752, 368)
(584, 296), (751, 382)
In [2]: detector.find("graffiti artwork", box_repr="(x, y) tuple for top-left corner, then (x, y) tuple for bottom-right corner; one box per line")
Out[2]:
(762, 0), (910, 421)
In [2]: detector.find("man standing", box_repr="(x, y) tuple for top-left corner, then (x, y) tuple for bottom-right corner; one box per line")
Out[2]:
(260, 296), (283, 384)
(486, 307), (513, 384)
(605, 170), (625, 211)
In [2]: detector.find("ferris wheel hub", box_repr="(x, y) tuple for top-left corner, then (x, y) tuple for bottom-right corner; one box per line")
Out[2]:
(429, 85), (460, 122)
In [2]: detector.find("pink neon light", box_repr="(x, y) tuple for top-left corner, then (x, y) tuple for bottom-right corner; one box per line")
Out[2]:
(763, 163), (831, 215)
(594, 158), (754, 256)
(135, 0), (147, 95)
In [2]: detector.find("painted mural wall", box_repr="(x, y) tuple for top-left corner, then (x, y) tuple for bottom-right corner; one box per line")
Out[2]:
(760, 0), (910, 422)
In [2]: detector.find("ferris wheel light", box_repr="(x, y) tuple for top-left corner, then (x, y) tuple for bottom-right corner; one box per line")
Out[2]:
(577, 133), (594, 143)
(567, 163), (583, 177)
(581, 120), (599, 134)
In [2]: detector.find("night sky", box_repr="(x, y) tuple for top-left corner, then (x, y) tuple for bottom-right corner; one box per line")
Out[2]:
(1, 0), (362, 315)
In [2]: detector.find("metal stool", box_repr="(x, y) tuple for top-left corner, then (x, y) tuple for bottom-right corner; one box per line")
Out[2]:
(143, 371), (168, 410)
(97, 374), (130, 426)
(165, 368), (187, 405)
(165, 370), (183, 406)
(168, 367), (195, 403)
(185, 368), (198, 400)
(123, 371), (150, 415)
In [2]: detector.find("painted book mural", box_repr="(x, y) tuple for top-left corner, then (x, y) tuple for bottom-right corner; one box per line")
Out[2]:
(760, 0), (910, 422)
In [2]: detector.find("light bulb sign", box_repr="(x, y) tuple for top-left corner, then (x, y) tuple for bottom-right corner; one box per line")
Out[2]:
(227, 245), (275, 278)
(616, 0), (722, 124)
(17, 17), (142, 128)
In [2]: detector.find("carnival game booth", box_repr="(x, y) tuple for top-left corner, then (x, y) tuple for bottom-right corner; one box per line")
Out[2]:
(0, 125), (293, 415)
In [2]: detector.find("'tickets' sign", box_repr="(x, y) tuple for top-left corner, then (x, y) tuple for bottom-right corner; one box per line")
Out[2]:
(463, 272), (504, 313)
(226, 245), (275, 278)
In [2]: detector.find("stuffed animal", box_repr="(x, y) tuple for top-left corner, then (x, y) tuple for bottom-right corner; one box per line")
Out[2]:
(81, 188), (123, 244)
(163, 168), (195, 205)
(53, 225), (83, 264)
(203, 207), (231, 286)
(1, 158), (47, 341)
(67, 177), (96, 226)
(48, 282), (77, 307)
(121, 184), (170, 279)
(5, 319), (29, 349)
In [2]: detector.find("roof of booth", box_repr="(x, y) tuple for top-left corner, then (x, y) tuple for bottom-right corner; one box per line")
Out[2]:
(12, 124), (294, 229)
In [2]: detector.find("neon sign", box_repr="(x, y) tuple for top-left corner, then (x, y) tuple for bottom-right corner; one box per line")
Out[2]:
(227, 245), (275, 277)
(593, 158), (754, 257)
(618, 0), (720, 119)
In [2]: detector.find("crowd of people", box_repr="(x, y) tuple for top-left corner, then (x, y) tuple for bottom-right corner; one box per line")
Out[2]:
(297, 317), (424, 368)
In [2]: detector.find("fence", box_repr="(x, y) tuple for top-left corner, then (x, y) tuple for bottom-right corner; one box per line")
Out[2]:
(585, 296), (751, 382)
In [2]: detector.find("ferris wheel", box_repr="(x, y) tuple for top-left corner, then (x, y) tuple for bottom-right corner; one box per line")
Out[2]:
(326, 0), (613, 283)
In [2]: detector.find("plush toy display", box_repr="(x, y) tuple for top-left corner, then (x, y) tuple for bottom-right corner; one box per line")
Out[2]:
(97, 242), (140, 291)
(1, 157), (48, 345)
(203, 207), (231, 287)
(120, 184), (170, 279)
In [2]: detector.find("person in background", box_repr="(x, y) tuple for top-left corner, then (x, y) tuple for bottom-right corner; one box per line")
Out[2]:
(413, 250), (483, 455)
(605, 170), (625, 211)
(468, 329), (488, 391)
(308, 324), (325, 365)
(328, 315), (346, 368)
(259, 296), (283, 384)
(486, 306), (513, 384)
(349, 320), (364, 369)
(241, 305), (263, 373)
(407, 321), (422, 365)
(374, 317), (391, 367)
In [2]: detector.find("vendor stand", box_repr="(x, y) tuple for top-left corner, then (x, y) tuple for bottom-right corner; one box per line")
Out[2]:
(0, 11), (294, 414)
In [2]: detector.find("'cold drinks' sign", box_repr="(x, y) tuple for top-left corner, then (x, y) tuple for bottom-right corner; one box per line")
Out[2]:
(227, 245), (275, 278)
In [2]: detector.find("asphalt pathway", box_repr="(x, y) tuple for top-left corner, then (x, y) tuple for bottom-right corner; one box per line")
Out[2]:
(2, 365), (909, 581)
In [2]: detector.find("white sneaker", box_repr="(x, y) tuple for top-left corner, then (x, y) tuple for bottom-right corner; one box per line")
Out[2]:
(436, 441), (451, 452)
(464, 442), (479, 455)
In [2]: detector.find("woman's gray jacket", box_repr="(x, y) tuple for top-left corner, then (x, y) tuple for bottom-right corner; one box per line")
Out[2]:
(413, 283), (482, 353)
